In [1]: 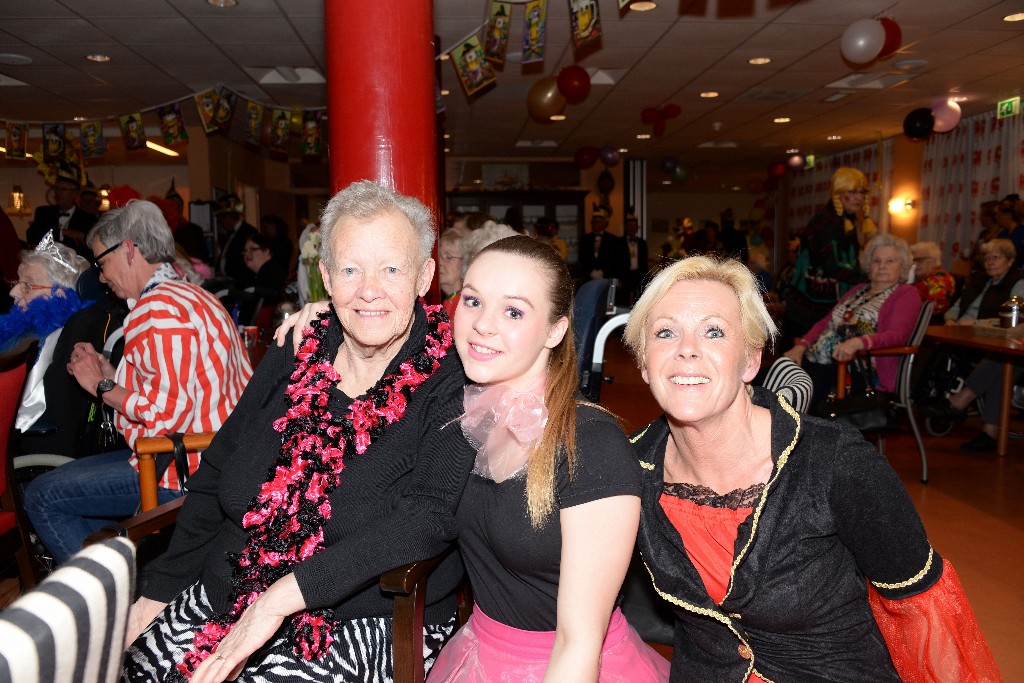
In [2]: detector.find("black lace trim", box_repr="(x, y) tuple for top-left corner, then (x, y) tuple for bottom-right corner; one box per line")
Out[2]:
(663, 481), (765, 509)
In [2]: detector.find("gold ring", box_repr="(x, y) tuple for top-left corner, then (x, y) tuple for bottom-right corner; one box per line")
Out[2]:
(215, 654), (226, 661)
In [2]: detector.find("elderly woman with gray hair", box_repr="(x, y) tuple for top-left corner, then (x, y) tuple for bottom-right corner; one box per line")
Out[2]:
(785, 234), (922, 409)
(119, 182), (475, 683)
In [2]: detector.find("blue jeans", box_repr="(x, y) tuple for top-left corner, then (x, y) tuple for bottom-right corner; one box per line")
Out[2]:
(22, 448), (183, 565)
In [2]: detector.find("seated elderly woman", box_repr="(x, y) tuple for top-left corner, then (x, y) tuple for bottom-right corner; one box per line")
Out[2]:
(437, 226), (468, 319)
(909, 240), (956, 323)
(622, 255), (999, 682)
(784, 234), (922, 409)
(2, 236), (127, 458)
(943, 238), (1024, 324)
(122, 181), (475, 683)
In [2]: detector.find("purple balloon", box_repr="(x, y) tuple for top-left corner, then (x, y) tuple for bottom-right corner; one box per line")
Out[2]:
(599, 146), (621, 167)
(660, 156), (678, 173)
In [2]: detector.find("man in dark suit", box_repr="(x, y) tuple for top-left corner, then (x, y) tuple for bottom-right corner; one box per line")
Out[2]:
(214, 193), (257, 286)
(623, 213), (649, 304)
(27, 161), (97, 259)
(579, 207), (627, 282)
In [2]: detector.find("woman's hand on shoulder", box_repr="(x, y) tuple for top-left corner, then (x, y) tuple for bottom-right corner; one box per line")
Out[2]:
(273, 301), (330, 349)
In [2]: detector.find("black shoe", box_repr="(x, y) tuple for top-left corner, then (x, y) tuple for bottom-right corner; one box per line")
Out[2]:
(924, 399), (967, 422)
(960, 432), (997, 453)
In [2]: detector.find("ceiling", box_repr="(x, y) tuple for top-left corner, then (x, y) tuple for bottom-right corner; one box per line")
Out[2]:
(1, 0), (1023, 192)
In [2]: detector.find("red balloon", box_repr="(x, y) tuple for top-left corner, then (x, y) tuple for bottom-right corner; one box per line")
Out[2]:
(768, 161), (787, 179)
(661, 104), (681, 119)
(556, 65), (591, 105)
(652, 119), (667, 137)
(877, 17), (902, 59)
(574, 146), (599, 170)
(641, 107), (660, 125)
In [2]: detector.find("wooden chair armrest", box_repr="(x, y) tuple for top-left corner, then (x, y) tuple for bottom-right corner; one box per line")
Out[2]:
(381, 547), (455, 683)
(136, 432), (217, 512)
(836, 346), (920, 398)
(83, 497), (185, 546)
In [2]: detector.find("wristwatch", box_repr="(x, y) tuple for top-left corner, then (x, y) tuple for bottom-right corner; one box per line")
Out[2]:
(96, 378), (116, 400)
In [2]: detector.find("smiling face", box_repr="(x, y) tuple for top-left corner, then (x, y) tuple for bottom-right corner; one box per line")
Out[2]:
(455, 251), (568, 391)
(320, 210), (434, 358)
(10, 262), (53, 310)
(640, 279), (760, 427)
(868, 244), (902, 289)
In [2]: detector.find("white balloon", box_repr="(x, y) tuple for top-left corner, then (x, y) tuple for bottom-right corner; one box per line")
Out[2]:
(932, 99), (962, 133)
(841, 18), (886, 64)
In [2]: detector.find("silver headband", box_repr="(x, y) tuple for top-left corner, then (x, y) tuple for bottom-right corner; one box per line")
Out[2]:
(34, 232), (78, 273)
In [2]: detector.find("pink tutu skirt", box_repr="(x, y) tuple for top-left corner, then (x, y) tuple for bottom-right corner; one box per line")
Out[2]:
(426, 604), (670, 682)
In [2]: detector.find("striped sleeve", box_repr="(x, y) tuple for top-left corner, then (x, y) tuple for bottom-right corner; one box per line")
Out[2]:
(760, 356), (813, 413)
(117, 282), (252, 490)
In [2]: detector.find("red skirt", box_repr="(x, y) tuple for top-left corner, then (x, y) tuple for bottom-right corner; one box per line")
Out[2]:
(426, 604), (669, 682)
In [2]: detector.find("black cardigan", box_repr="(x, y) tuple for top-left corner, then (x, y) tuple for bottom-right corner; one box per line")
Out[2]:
(633, 387), (942, 682)
(141, 304), (475, 624)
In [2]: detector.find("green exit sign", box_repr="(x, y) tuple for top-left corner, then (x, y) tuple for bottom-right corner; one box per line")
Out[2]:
(997, 96), (1020, 119)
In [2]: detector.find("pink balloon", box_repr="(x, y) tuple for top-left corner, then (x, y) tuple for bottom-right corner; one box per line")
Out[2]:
(931, 98), (962, 133)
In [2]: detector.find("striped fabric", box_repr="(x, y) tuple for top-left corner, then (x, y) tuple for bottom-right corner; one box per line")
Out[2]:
(761, 356), (814, 413)
(0, 537), (135, 683)
(117, 280), (252, 490)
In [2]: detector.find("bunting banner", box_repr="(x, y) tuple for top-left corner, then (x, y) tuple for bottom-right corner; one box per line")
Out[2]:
(80, 120), (105, 159)
(243, 101), (264, 147)
(522, 0), (547, 65)
(435, 81), (446, 114)
(119, 113), (147, 151)
(42, 122), (65, 163)
(269, 108), (292, 154)
(301, 110), (323, 158)
(484, 2), (512, 65)
(194, 88), (220, 133)
(451, 36), (497, 97)
(618, 0), (630, 8)
(4, 122), (28, 159)
(569, 0), (601, 49)
(213, 87), (237, 131)
(158, 103), (188, 145)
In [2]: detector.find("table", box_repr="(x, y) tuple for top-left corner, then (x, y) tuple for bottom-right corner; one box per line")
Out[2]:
(924, 325), (1024, 456)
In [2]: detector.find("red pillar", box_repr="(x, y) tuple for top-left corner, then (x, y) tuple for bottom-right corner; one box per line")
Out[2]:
(323, 1), (437, 215)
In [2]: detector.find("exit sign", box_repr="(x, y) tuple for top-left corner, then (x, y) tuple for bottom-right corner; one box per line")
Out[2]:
(997, 96), (1020, 119)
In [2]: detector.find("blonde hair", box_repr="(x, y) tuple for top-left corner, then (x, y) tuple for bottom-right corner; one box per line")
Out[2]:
(623, 255), (778, 366)
(473, 235), (577, 528)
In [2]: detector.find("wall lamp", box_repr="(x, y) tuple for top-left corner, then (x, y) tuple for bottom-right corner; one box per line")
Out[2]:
(888, 197), (917, 215)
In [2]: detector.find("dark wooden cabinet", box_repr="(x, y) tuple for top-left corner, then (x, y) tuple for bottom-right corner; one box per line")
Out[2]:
(447, 189), (589, 268)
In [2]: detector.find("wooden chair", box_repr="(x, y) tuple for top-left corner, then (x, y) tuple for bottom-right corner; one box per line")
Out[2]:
(834, 301), (935, 482)
(86, 431), (468, 683)
(0, 339), (40, 591)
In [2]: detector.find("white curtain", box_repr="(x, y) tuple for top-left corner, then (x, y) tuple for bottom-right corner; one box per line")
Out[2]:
(786, 140), (894, 236)
(919, 112), (1022, 269)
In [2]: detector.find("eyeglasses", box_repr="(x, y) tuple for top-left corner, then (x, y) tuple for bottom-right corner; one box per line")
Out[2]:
(91, 242), (122, 272)
(9, 280), (52, 291)
(242, 247), (265, 254)
(439, 254), (463, 262)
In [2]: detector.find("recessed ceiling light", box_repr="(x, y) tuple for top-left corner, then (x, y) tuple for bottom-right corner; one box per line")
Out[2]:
(636, 133), (652, 140)
(630, 1), (658, 10)
(748, 57), (772, 65)
(72, 116), (87, 122)
(662, 180), (672, 185)
(699, 91), (719, 98)
(86, 54), (111, 63)
(0, 53), (32, 66)
(1004, 12), (1024, 21)
(440, 89), (450, 96)
(786, 148), (799, 154)
(473, 179), (482, 184)
(951, 96), (968, 103)
(207, 0), (238, 6)
(443, 133), (451, 139)
(549, 114), (566, 121)
(618, 147), (629, 153)
(439, 53), (450, 61)
(827, 134), (842, 141)
(773, 117), (791, 123)
(443, 147), (451, 153)
(731, 186), (741, 191)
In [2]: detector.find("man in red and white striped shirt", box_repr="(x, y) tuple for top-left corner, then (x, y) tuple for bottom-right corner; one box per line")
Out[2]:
(25, 199), (252, 564)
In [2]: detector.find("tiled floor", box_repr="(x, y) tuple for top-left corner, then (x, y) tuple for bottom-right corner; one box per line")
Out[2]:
(2, 336), (1020, 679)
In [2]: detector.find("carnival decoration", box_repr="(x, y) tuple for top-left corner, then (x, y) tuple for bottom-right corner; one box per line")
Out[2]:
(243, 101), (264, 147)
(877, 17), (902, 59)
(573, 146), (599, 169)
(451, 36), (497, 97)
(903, 107), (934, 140)
(522, 0), (547, 64)
(80, 120), (105, 159)
(841, 18), (886, 64)
(158, 103), (189, 146)
(301, 110), (323, 158)
(213, 88), (237, 131)
(269, 109), (292, 154)
(641, 103), (681, 137)
(598, 145), (620, 167)
(118, 113), (147, 151)
(556, 65), (591, 104)
(194, 88), (220, 134)
(485, 2), (512, 65)
(5, 122), (28, 159)
(526, 76), (566, 122)
(931, 98), (962, 133)
(42, 123), (65, 163)
(569, 0), (601, 49)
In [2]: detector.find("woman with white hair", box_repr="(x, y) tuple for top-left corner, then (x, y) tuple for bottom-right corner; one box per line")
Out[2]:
(785, 234), (922, 409)
(909, 240), (956, 320)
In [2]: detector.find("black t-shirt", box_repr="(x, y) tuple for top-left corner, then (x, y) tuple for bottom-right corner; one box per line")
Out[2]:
(455, 404), (642, 631)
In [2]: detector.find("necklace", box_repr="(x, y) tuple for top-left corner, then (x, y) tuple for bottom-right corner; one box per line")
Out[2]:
(841, 284), (895, 322)
(178, 301), (451, 677)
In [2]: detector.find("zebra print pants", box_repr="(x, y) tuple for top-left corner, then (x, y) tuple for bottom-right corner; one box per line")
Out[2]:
(123, 582), (455, 683)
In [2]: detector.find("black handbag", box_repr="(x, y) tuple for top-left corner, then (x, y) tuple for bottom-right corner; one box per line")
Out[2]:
(814, 354), (896, 433)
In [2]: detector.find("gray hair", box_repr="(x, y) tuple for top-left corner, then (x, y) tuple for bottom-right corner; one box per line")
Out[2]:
(20, 244), (89, 289)
(439, 225), (468, 251)
(981, 237), (1016, 261)
(318, 181), (435, 274)
(910, 241), (942, 262)
(860, 233), (911, 279)
(87, 199), (176, 264)
(460, 221), (519, 277)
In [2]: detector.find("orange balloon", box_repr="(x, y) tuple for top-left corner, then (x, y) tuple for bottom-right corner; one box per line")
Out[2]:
(527, 76), (567, 122)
